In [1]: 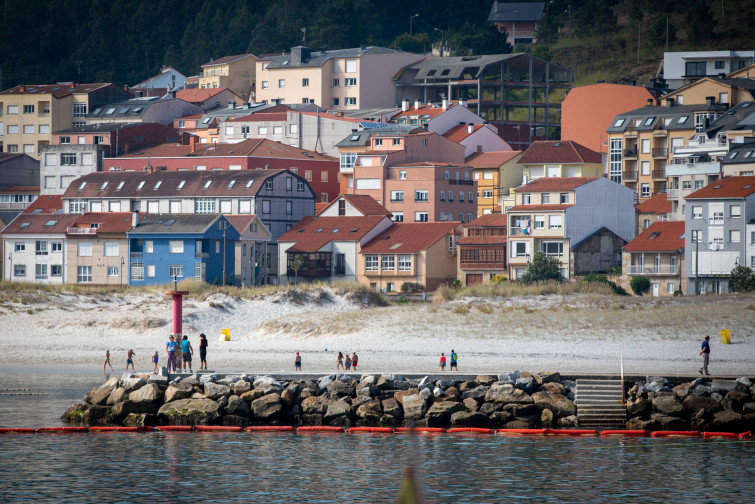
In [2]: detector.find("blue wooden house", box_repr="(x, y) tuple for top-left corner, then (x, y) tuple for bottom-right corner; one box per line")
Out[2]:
(127, 213), (239, 286)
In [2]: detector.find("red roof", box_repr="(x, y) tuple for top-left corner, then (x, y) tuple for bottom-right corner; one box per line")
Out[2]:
(443, 124), (485, 143)
(0, 185), (38, 194)
(314, 202), (330, 216)
(297, 110), (366, 124)
(465, 213), (508, 227)
(24, 195), (63, 214)
(116, 138), (336, 161)
(339, 194), (392, 216)
(361, 222), (459, 254)
(458, 235), (507, 245)
(0, 83), (115, 99)
(392, 104), (455, 120)
(518, 140), (602, 165)
(507, 204), (573, 212)
(514, 177), (600, 192)
(623, 221), (685, 252)
(202, 54), (257, 67)
(465, 150), (522, 168)
(636, 192), (671, 214)
(65, 212), (135, 235)
(279, 215), (389, 253)
(224, 214), (263, 235)
(686, 176), (755, 199)
(5, 212), (133, 235)
(176, 87), (242, 103)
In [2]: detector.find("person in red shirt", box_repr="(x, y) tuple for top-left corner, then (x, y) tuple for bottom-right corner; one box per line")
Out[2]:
(439, 353), (447, 371)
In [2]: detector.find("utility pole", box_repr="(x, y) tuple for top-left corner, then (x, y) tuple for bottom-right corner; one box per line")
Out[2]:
(694, 230), (699, 295)
(665, 16), (669, 52)
(410, 13), (419, 36)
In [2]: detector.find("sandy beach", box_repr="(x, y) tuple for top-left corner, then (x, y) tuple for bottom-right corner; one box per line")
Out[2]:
(1, 287), (754, 376)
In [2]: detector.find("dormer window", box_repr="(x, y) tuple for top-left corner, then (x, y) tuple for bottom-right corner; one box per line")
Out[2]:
(154, 181), (162, 190)
(178, 180), (186, 189)
(136, 181), (145, 190)
(203, 180), (212, 189)
(117, 181), (125, 191)
(78, 181), (87, 190)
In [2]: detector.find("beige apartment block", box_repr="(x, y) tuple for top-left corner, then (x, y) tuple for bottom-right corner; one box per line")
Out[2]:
(0, 83), (130, 159)
(256, 46), (422, 110)
(199, 54), (259, 100)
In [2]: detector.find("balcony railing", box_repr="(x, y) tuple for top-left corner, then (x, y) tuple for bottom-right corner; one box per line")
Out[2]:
(708, 218), (724, 225)
(623, 170), (638, 181)
(195, 252), (209, 259)
(623, 149), (638, 158)
(509, 227), (530, 236)
(652, 147), (668, 158)
(447, 179), (474, 186)
(130, 252), (143, 259)
(66, 227), (96, 234)
(652, 169), (666, 180)
(626, 265), (678, 276)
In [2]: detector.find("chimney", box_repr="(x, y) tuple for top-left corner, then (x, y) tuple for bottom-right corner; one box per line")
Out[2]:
(402, 99), (409, 112)
(131, 211), (139, 227)
(665, 98), (675, 107)
(467, 124), (474, 134)
(459, 99), (467, 108)
(228, 101), (234, 109)
(706, 96), (715, 106)
(442, 99), (448, 110)
(414, 99), (421, 110)
(291, 46), (310, 65)
(647, 98), (653, 106)
(19, 85), (25, 92)
(171, 90), (176, 98)
(190, 135), (197, 153)
(124, 143), (130, 155)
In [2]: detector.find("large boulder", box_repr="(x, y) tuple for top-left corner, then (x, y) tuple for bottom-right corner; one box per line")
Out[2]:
(498, 371), (520, 384)
(165, 382), (194, 403)
(226, 395), (251, 418)
(479, 402), (503, 416)
(301, 396), (330, 415)
(324, 400), (351, 424)
(652, 396), (685, 417)
(230, 380), (251, 396)
(326, 380), (354, 398)
(450, 411), (490, 428)
(356, 399), (382, 422)
(81, 405), (112, 426)
(460, 386), (490, 401)
(204, 382), (231, 400)
(61, 403), (88, 424)
(381, 398), (403, 419)
(683, 395), (722, 416)
(442, 387), (461, 402)
(531, 391), (575, 418)
(539, 382), (566, 395)
(281, 387), (297, 408)
(251, 393), (282, 422)
(241, 389), (265, 403)
(539, 372), (561, 384)
(88, 378), (121, 406)
(515, 376), (534, 394)
(402, 394), (427, 420)
(122, 377), (147, 393)
(476, 375), (497, 386)
(106, 387), (127, 406)
(672, 382), (694, 400)
(129, 383), (163, 404)
(157, 398), (222, 425)
(462, 398), (480, 412)
(426, 402), (466, 426)
(485, 383), (533, 404)
(394, 389), (420, 406)
(627, 397), (651, 417)
(708, 411), (748, 432)
(112, 398), (161, 418)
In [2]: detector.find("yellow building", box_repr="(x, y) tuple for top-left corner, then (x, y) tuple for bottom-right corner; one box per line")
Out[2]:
(663, 77), (755, 108)
(517, 140), (603, 183)
(0, 83), (130, 159)
(199, 54), (258, 100)
(465, 150), (523, 216)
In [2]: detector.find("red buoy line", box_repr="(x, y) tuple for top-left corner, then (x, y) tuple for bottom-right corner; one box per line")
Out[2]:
(1, 427), (753, 438)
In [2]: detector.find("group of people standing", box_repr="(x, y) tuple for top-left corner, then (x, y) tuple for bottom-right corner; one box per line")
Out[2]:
(336, 351), (358, 371)
(439, 350), (459, 371)
(164, 333), (208, 373)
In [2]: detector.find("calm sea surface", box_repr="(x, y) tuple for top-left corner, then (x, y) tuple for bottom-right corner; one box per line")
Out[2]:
(1, 370), (754, 503)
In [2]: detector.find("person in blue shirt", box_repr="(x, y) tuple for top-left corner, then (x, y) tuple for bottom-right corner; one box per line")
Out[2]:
(181, 335), (194, 374)
(166, 335), (178, 373)
(450, 350), (458, 371)
(699, 335), (710, 375)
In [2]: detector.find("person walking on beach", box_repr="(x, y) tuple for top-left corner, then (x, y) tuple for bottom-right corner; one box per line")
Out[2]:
(699, 335), (711, 375)
(199, 333), (208, 371)
(103, 350), (113, 372)
(439, 353), (447, 371)
(352, 352), (358, 371)
(345, 354), (352, 371)
(126, 349), (136, 373)
(166, 335), (178, 373)
(337, 352), (344, 370)
(152, 351), (159, 373)
(450, 350), (458, 371)
(181, 335), (194, 373)
(295, 352), (302, 371)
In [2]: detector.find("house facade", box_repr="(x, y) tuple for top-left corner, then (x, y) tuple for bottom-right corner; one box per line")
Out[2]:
(635, 192), (672, 234)
(199, 54), (259, 99)
(663, 51), (755, 89)
(457, 213), (507, 285)
(487, 1), (545, 45)
(507, 177), (635, 280)
(132, 66), (188, 92)
(517, 140), (603, 184)
(684, 176), (755, 294)
(621, 220), (686, 297)
(465, 150), (523, 216)
(225, 214), (271, 287)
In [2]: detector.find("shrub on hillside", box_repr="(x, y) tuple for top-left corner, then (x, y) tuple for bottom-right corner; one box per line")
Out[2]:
(579, 274), (629, 296)
(630, 275), (651, 296)
(400, 282), (425, 293)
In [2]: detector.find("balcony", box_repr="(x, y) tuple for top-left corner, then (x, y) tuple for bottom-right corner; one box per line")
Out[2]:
(195, 252), (209, 259)
(623, 149), (638, 158)
(447, 179), (474, 186)
(66, 227), (96, 234)
(652, 147), (668, 158)
(666, 189), (679, 199)
(509, 227), (530, 237)
(623, 170), (638, 181)
(130, 252), (143, 259)
(708, 218), (724, 226)
(626, 265), (678, 276)
(652, 169), (666, 180)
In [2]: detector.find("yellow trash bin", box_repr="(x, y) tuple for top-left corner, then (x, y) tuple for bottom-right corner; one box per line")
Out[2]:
(220, 328), (231, 342)
(720, 329), (730, 344)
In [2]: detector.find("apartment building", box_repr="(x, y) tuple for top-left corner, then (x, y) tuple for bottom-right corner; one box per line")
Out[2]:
(175, 87), (245, 111)
(0, 83), (131, 159)
(256, 46), (422, 111)
(507, 177), (634, 280)
(199, 54), (258, 99)
(132, 66), (187, 92)
(663, 51), (755, 89)
(606, 98), (728, 202)
(487, 1), (544, 45)
(722, 140), (755, 177)
(457, 213), (508, 285)
(464, 150), (523, 216)
(684, 176), (755, 294)
(85, 96), (203, 126)
(621, 220), (686, 297)
(517, 140), (603, 183)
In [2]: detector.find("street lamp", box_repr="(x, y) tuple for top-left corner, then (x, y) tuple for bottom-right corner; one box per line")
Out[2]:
(410, 13), (419, 36)
(7, 252), (11, 281)
(120, 256), (125, 287)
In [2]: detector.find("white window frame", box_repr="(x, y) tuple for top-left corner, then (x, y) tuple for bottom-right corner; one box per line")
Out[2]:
(169, 241), (184, 254)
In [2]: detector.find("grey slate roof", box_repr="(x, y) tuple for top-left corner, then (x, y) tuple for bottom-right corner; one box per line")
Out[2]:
(721, 140), (755, 166)
(402, 53), (568, 81)
(261, 46), (410, 70)
(55, 122), (145, 134)
(130, 213), (220, 235)
(195, 103), (280, 129)
(87, 97), (184, 121)
(701, 101), (755, 137)
(606, 103), (728, 133)
(335, 125), (424, 147)
(488, 2), (545, 22)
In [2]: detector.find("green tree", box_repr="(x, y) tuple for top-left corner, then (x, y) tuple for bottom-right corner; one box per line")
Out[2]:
(685, 0), (716, 42)
(630, 275), (651, 296)
(289, 255), (304, 285)
(519, 252), (564, 284)
(729, 266), (755, 292)
(389, 33), (431, 54)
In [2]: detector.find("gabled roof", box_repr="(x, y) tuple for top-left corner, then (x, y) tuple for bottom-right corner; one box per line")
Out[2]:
(0, 83), (117, 99)
(219, 214), (265, 236)
(465, 213), (508, 228)
(87, 96), (197, 120)
(314, 202), (329, 216)
(623, 221), (685, 253)
(360, 222), (459, 254)
(279, 215), (388, 253)
(686, 175), (755, 199)
(176, 87), (242, 103)
(130, 214), (222, 235)
(114, 138), (336, 161)
(722, 140), (755, 165)
(607, 103), (728, 133)
(636, 192), (671, 214)
(335, 125), (423, 148)
(443, 124), (486, 143)
(391, 103), (456, 120)
(488, 2), (545, 22)
(514, 176), (600, 192)
(24, 195), (63, 214)
(337, 194), (392, 216)
(465, 150), (522, 168)
(202, 54), (257, 67)
(3, 213), (79, 234)
(65, 212), (135, 235)
(4, 212), (132, 235)
(518, 140), (602, 165)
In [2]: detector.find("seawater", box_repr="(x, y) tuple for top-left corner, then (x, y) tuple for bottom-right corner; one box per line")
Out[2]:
(1, 371), (754, 503)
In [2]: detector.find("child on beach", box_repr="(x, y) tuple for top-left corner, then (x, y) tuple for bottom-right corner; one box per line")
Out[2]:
(345, 354), (352, 371)
(103, 350), (113, 372)
(439, 353), (446, 371)
(152, 351), (159, 373)
(337, 352), (344, 370)
(126, 349), (136, 373)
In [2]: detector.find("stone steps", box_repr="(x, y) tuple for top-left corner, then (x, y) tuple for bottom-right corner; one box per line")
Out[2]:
(575, 379), (626, 428)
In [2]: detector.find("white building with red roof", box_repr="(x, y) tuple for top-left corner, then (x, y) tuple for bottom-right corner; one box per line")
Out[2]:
(175, 87), (245, 111)
(621, 220), (686, 296)
(507, 176), (635, 280)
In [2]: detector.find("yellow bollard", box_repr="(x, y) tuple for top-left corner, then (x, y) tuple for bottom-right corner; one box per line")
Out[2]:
(719, 329), (730, 344)
(220, 328), (231, 342)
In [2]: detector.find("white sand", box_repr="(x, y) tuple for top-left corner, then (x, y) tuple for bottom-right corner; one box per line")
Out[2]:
(1, 288), (753, 377)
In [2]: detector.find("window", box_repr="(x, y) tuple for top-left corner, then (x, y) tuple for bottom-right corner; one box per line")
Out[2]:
(714, 60), (725, 69)
(541, 193), (550, 204)
(345, 59), (357, 73)
(23, 124), (34, 134)
(60, 153), (77, 165)
(7, 125), (19, 134)
(14, 242), (26, 252)
(692, 206), (702, 219)
(297, 180), (304, 192)
(168, 241), (184, 254)
(685, 61), (706, 77)
(286, 200), (292, 215)
(147, 264), (156, 277)
(265, 180), (273, 190)
(365, 255), (379, 271)
(468, 213), (473, 222)
(512, 242), (528, 257)
(682, 181), (692, 190)
(78, 242), (92, 257)
(72, 103), (87, 118)
(415, 190), (428, 202)
(534, 215), (545, 229)
(719, 92), (729, 104)
(695, 180), (704, 189)
(399, 171), (407, 180)
(169, 265), (184, 278)
(345, 97), (356, 106)
(107, 266), (118, 277)
(22, 104), (34, 114)
(641, 161), (650, 176)
(261, 81), (269, 89)
(468, 192), (473, 203)
(51, 265), (62, 277)
(398, 255), (412, 271)
(730, 230), (741, 243)
(302, 78), (309, 87)
(23, 144), (34, 154)
(7, 105), (18, 114)
(321, 171), (328, 182)
(391, 190), (404, 202)
(458, 191), (464, 203)
(667, 282), (675, 294)
(262, 200), (271, 214)
(549, 215), (562, 229)
(641, 184), (650, 198)
(559, 193), (569, 204)
(195, 198), (215, 213)
(439, 190), (445, 202)
(483, 190), (493, 199)
(14, 265), (26, 276)
(35, 264), (48, 280)
(381, 256), (395, 271)
(305, 170), (313, 181)
(332, 98), (339, 106)
(345, 78), (357, 87)
(542, 241), (564, 257)
(414, 211), (428, 222)
(333, 78), (340, 87)
(77, 266), (92, 283)
(278, 79), (286, 88)
(51, 242), (62, 252)
(522, 194), (531, 204)
(392, 138), (400, 146)
(730, 205), (741, 218)
(130, 262), (144, 281)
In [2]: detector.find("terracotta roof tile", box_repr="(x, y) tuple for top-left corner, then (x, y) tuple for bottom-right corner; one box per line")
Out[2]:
(361, 222), (459, 254)
(636, 192), (671, 214)
(176, 87), (242, 102)
(4, 212), (133, 235)
(314, 202), (330, 216)
(465, 150), (522, 168)
(115, 138), (336, 161)
(391, 104), (456, 119)
(514, 177), (600, 192)
(465, 213), (508, 227)
(24, 195), (63, 214)
(518, 140), (602, 165)
(623, 221), (685, 252)
(0, 186), (39, 194)
(279, 215), (388, 253)
(443, 124), (485, 142)
(340, 194), (392, 216)
(685, 175), (755, 199)
(224, 214), (262, 235)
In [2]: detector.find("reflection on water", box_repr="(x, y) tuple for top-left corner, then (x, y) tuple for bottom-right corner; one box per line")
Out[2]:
(1, 371), (754, 503)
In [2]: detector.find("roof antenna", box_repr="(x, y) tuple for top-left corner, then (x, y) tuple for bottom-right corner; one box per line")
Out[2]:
(301, 27), (306, 45)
